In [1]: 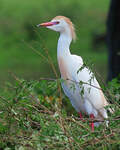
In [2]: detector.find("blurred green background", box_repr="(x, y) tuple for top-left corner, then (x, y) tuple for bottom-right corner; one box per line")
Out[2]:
(0, 0), (109, 87)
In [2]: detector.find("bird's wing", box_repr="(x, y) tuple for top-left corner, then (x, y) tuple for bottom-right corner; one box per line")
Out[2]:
(71, 55), (108, 110)
(61, 81), (81, 112)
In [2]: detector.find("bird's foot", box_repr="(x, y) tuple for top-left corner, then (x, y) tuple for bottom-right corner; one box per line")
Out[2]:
(90, 114), (94, 132)
(78, 112), (86, 122)
(78, 112), (82, 119)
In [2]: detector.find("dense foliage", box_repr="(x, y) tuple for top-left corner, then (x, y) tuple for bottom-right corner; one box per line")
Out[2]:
(0, 74), (120, 150)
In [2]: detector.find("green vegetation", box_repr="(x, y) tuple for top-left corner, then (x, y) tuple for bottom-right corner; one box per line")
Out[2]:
(0, 74), (120, 149)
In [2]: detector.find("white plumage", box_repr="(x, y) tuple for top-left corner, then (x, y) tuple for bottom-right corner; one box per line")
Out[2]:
(37, 16), (110, 131)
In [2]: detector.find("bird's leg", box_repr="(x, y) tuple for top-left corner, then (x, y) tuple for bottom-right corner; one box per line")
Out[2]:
(78, 112), (83, 119)
(78, 112), (86, 122)
(90, 114), (94, 132)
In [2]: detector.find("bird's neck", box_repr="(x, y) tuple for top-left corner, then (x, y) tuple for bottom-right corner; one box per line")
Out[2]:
(57, 32), (72, 59)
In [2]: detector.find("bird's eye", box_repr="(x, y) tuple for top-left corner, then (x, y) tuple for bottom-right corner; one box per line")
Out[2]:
(54, 21), (59, 25)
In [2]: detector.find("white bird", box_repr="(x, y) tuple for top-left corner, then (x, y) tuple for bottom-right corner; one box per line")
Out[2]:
(37, 16), (110, 131)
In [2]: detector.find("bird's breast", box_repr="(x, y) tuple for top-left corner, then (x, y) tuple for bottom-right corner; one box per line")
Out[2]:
(58, 57), (71, 80)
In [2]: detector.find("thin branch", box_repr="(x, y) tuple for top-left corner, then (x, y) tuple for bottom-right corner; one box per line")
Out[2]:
(39, 77), (103, 91)
(22, 40), (48, 61)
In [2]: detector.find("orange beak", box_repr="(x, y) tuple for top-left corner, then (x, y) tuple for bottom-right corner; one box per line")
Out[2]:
(37, 21), (59, 27)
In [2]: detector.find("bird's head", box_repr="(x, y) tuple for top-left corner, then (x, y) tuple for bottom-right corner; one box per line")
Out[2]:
(37, 16), (76, 41)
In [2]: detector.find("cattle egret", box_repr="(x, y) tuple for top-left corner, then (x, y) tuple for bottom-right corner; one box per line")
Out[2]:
(37, 16), (110, 131)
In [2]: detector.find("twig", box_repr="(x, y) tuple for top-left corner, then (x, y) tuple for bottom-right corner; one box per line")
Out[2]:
(32, 30), (63, 106)
(22, 40), (48, 61)
(9, 71), (53, 115)
(69, 116), (120, 122)
(39, 77), (104, 91)
(39, 77), (120, 108)
(67, 117), (90, 132)
(32, 28), (58, 78)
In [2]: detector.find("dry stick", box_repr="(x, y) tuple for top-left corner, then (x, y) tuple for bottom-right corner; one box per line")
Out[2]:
(27, 103), (53, 115)
(31, 30), (57, 79)
(0, 96), (30, 130)
(0, 96), (11, 106)
(9, 71), (53, 115)
(15, 119), (81, 149)
(16, 133), (74, 149)
(33, 100), (75, 148)
(23, 40), (63, 107)
(0, 96), (13, 113)
(81, 132), (115, 148)
(71, 116), (120, 124)
(33, 29), (62, 105)
(45, 50), (63, 106)
(67, 117), (90, 132)
(39, 77), (105, 92)
(39, 77), (102, 90)
(57, 114), (82, 150)
(28, 103), (92, 148)
(23, 37), (62, 106)
(33, 27), (58, 77)
(39, 77), (120, 108)
(58, 117), (74, 150)
(22, 40), (48, 61)
(30, 101), (120, 123)
(1, 76), (118, 148)
(10, 72), (78, 149)
(10, 72), (75, 148)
